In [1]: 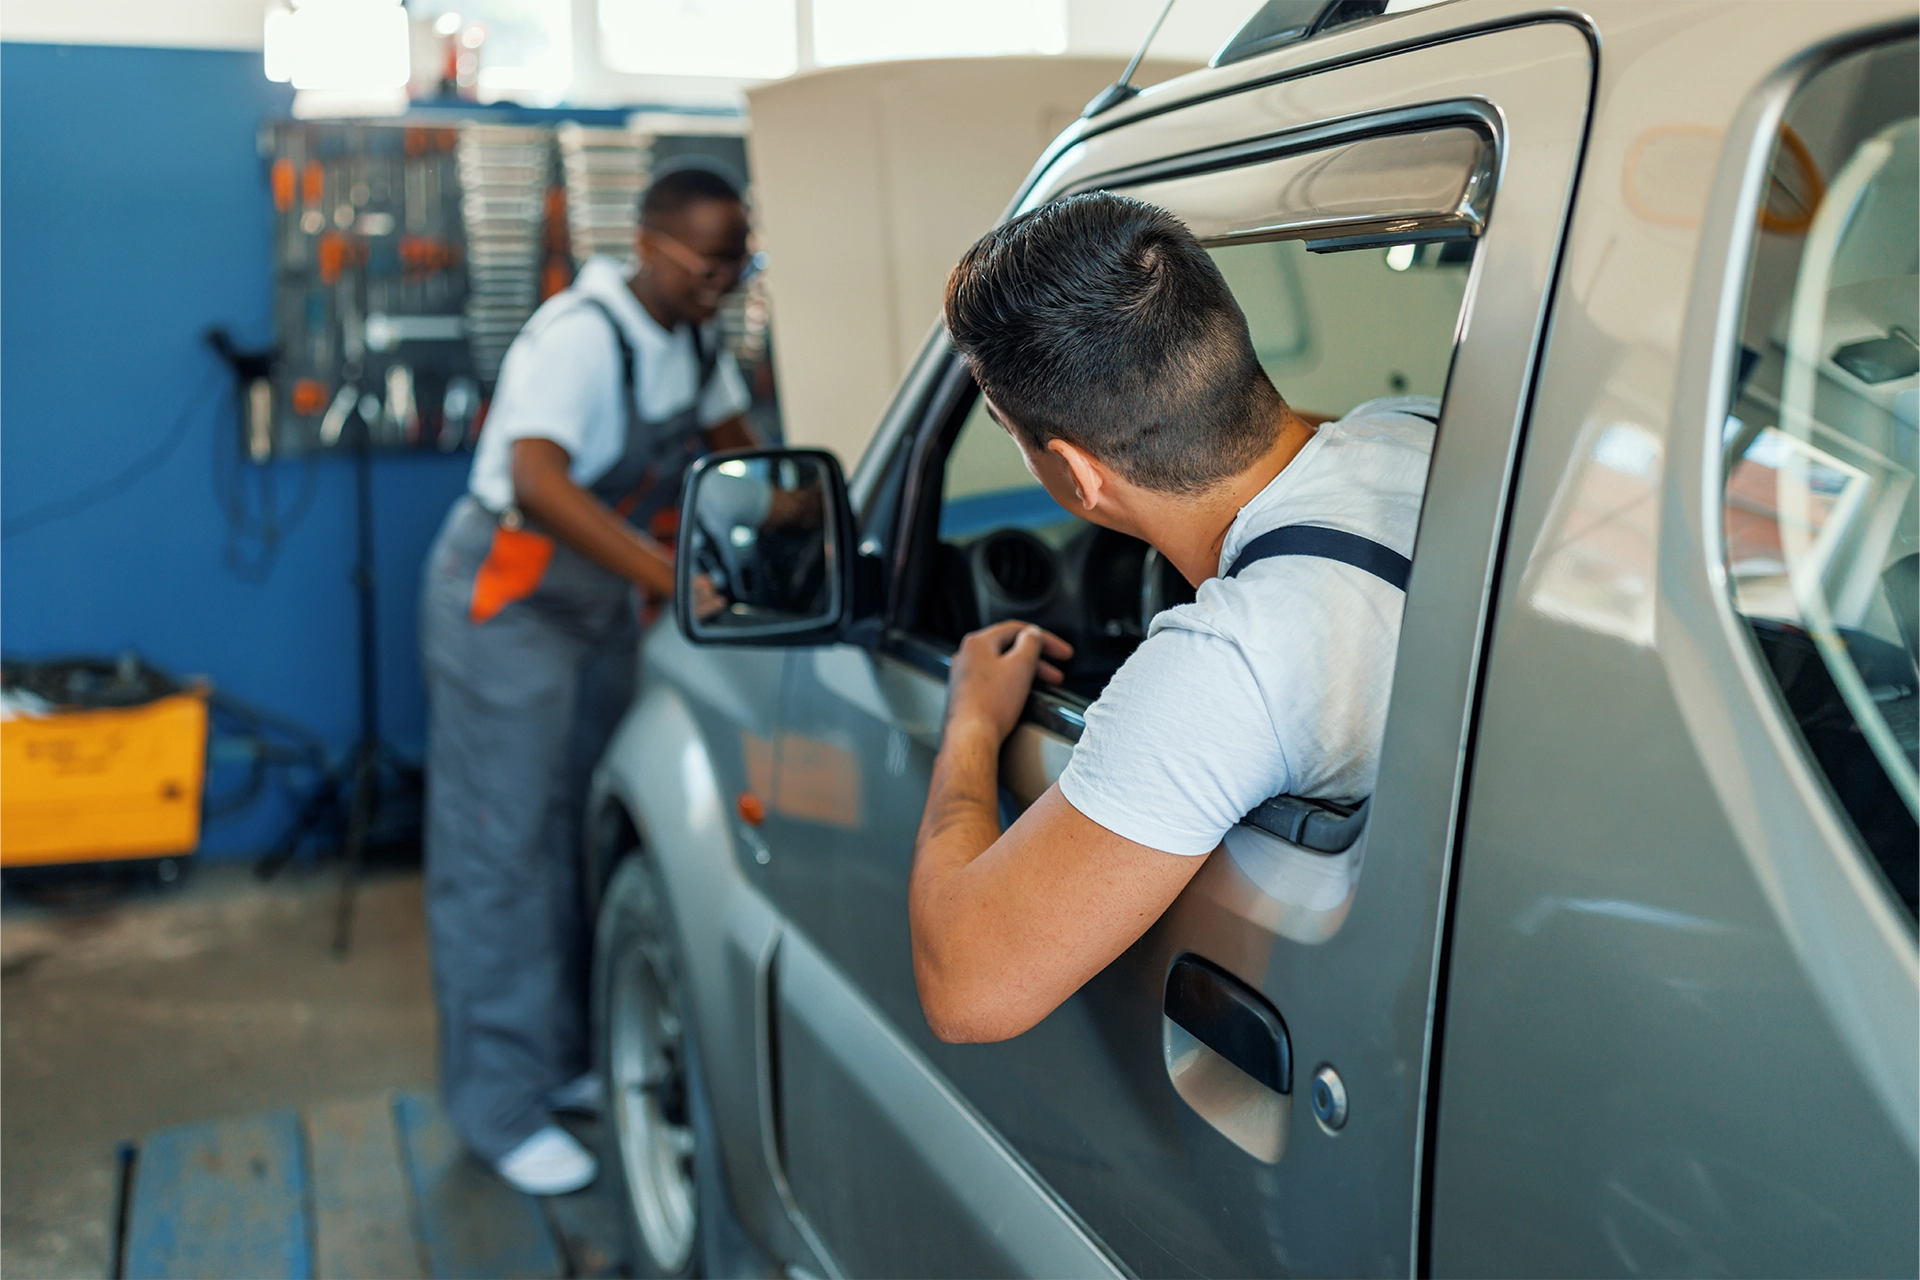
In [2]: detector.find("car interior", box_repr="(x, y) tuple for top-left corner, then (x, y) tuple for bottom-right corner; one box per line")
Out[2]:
(1724, 39), (1919, 913)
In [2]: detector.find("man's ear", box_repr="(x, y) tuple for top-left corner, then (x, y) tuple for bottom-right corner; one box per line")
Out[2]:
(1048, 438), (1108, 511)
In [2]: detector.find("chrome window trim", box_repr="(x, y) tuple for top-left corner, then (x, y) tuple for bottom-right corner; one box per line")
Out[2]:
(1116, 119), (1495, 251)
(1002, 7), (1594, 224)
(1063, 98), (1498, 191)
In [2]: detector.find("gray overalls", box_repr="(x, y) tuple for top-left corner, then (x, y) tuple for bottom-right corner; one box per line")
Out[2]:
(418, 297), (716, 1161)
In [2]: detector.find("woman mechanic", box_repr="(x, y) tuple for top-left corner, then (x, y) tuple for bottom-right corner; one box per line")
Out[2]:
(418, 161), (759, 1194)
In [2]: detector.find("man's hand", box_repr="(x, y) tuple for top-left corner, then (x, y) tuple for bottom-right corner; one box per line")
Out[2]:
(946, 620), (1073, 742)
(908, 618), (1204, 1045)
(768, 482), (824, 530)
(690, 573), (727, 621)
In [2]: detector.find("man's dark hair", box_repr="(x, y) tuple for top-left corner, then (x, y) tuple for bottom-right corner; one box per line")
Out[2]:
(640, 160), (745, 226)
(944, 192), (1283, 493)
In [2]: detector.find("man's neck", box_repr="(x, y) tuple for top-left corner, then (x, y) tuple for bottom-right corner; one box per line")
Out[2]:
(627, 271), (680, 332)
(1152, 408), (1319, 587)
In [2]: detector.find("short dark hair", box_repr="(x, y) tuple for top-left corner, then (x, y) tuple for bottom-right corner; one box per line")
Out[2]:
(944, 192), (1282, 493)
(640, 160), (744, 226)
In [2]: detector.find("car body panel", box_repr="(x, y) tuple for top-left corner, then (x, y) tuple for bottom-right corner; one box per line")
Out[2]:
(775, 927), (1122, 1278)
(589, 639), (832, 1274)
(590, 3), (1920, 1275)
(1429, 4), (1919, 1276)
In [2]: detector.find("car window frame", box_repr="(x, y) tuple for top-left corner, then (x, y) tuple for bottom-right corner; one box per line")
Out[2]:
(868, 101), (1507, 744)
(884, 363), (1094, 740)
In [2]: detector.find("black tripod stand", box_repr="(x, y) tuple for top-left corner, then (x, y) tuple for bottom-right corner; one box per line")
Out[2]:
(329, 402), (418, 954)
(252, 393), (420, 956)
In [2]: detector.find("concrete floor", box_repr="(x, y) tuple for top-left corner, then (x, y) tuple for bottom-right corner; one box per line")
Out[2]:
(2, 863), (438, 1279)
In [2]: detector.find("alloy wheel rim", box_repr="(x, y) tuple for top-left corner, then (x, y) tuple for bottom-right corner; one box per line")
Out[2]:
(609, 930), (697, 1271)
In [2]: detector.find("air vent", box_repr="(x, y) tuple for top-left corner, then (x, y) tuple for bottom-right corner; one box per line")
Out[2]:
(980, 530), (1056, 604)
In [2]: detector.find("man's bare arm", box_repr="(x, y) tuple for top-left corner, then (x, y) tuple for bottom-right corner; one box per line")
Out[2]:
(699, 415), (823, 529)
(909, 621), (1207, 1043)
(702, 414), (757, 452)
(511, 438), (675, 596)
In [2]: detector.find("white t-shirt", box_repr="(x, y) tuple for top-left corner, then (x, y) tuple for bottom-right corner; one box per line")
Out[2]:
(468, 256), (751, 511)
(1057, 396), (1438, 856)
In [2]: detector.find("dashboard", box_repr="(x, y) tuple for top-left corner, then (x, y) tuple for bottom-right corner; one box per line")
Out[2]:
(922, 518), (1196, 702)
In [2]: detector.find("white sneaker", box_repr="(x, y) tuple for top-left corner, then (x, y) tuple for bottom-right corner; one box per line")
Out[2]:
(495, 1124), (597, 1196)
(547, 1071), (605, 1116)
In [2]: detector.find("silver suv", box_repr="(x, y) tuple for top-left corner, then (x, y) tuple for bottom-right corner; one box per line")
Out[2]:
(586, 3), (1919, 1275)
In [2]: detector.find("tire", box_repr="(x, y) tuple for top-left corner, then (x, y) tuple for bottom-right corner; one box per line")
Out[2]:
(593, 852), (713, 1278)
(583, 801), (635, 926)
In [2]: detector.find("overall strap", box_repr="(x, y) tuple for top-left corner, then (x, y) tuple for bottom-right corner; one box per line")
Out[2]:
(1226, 525), (1412, 591)
(580, 295), (723, 406)
(576, 297), (636, 398)
(689, 321), (722, 400)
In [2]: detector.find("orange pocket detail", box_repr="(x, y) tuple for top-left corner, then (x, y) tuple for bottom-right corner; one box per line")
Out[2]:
(649, 506), (680, 543)
(469, 525), (554, 624)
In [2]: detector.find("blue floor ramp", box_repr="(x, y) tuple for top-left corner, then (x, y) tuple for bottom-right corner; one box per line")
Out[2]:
(124, 1109), (312, 1280)
(122, 1092), (602, 1279)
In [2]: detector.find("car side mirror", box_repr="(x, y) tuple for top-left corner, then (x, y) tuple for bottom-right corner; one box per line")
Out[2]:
(675, 447), (856, 646)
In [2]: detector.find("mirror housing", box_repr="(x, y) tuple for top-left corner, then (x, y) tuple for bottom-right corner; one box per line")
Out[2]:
(674, 447), (857, 647)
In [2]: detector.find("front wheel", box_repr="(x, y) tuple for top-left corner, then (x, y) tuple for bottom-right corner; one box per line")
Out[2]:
(593, 854), (708, 1278)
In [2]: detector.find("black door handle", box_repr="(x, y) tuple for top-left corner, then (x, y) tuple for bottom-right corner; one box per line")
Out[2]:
(1164, 954), (1292, 1096)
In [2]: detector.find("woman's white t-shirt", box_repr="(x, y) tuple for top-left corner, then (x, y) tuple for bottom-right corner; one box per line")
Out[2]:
(1056, 396), (1438, 856)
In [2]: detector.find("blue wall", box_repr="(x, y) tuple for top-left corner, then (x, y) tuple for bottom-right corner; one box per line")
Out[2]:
(1, 43), (472, 859)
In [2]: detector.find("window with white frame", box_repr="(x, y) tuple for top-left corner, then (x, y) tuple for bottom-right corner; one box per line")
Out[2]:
(403, 0), (574, 103)
(594, 0), (1077, 81)
(596, 0), (799, 79)
(810, 0), (1065, 65)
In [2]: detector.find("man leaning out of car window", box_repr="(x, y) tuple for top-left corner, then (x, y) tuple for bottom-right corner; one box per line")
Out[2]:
(910, 191), (1436, 1042)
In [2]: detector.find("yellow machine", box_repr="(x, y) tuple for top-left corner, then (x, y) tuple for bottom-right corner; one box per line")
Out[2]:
(1, 691), (209, 865)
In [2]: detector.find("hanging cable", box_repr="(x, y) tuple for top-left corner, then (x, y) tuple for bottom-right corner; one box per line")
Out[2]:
(205, 326), (320, 583)
(211, 392), (320, 583)
(1, 365), (225, 539)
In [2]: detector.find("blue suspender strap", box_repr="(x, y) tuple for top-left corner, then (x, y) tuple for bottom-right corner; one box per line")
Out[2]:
(1225, 525), (1413, 591)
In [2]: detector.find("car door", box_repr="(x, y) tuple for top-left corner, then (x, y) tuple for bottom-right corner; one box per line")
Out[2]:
(1430, 10), (1919, 1276)
(760, 15), (1594, 1277)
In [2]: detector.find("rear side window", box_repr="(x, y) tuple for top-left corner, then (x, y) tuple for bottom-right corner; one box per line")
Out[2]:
(1722, 38), (1919, 915)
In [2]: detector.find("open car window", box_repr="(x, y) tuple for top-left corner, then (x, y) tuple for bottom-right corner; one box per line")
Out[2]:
(1722, 38), (1919, 917)
(909, 232), (1476, 707)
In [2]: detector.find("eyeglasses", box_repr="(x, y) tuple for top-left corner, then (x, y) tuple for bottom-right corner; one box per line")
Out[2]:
(646, 227), (765, 288)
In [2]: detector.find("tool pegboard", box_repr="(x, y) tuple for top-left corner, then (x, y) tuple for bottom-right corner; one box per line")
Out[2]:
(260, 120), (762, 457)
(263, 121), (531, 456)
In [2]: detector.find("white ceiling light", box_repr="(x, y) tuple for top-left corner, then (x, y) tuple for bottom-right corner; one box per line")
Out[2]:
(263, 4), (295, 81)
(263, 0), (410, 92)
